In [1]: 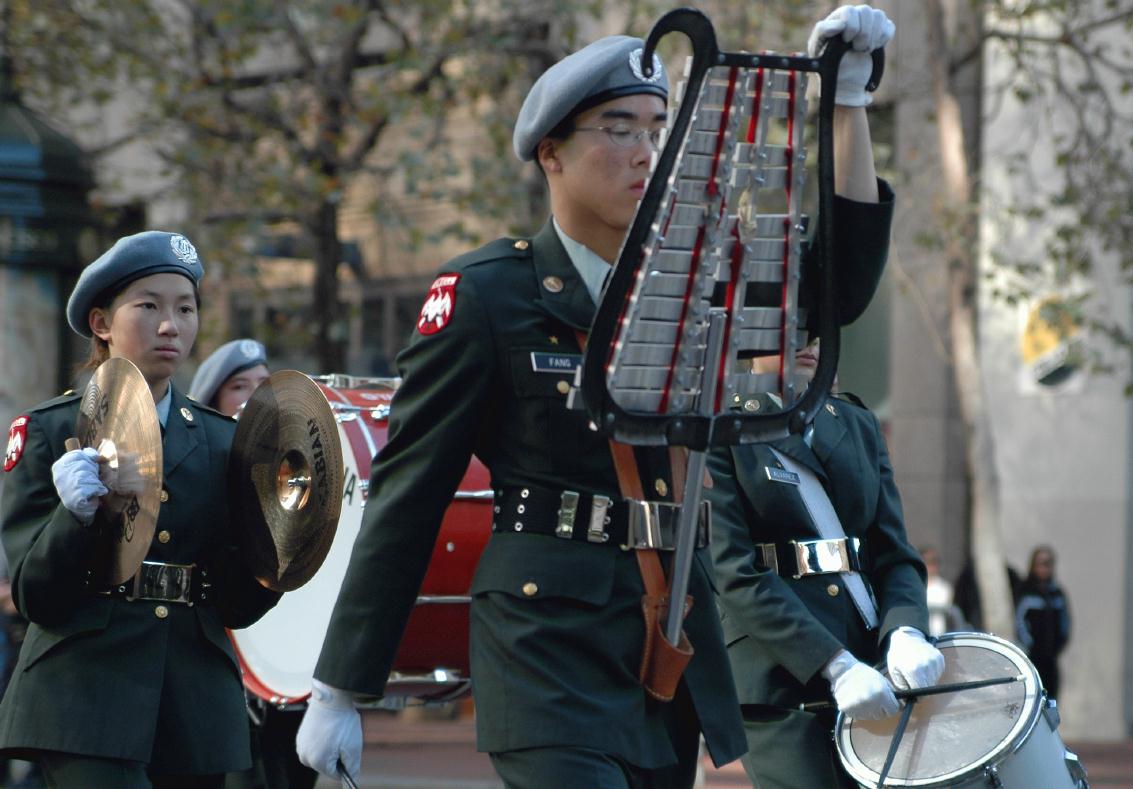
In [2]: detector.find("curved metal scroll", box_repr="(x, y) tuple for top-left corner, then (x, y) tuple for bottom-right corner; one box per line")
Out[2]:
(580, 8), (879, 452)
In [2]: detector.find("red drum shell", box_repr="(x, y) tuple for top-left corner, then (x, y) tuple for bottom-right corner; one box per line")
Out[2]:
(229, 378), (491, 705)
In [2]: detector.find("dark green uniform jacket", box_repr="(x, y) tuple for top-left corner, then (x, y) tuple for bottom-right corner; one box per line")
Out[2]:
(315, 186), (893, 770)
(0, 388), (280, 773)
(706, 394), (929, 710)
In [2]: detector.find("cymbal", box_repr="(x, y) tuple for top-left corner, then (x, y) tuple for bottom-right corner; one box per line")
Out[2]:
(229, 371), (344, 592)
(74, 357), (163, 587)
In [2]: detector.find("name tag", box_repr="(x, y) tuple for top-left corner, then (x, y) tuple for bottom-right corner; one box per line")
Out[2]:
(765, 466), (800, 485)
(530, 352), (581, 373)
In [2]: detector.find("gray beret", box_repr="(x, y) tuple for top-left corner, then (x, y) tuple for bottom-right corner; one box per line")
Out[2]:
(189, 338), (268, 407)
(67, 230), (205, 337)
(513, 35), (668, 162)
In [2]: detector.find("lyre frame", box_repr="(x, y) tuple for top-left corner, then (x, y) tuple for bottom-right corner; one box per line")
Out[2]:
(580, 8), (882, 452)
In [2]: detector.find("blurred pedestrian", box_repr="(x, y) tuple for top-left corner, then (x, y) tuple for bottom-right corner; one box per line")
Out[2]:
(1016, 545), (1071, 699)
(921, 546), (964, 636)
(953, 559), (1021, 632)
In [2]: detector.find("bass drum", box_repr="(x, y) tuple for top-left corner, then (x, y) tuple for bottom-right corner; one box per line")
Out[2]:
(229, 375), (492, 706)
(835, 631), (1088, 788)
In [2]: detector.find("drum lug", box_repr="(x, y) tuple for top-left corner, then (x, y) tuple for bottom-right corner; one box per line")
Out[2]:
(1064, 750), (1090, 787)
(1042, 694), (1062, 728)
(983, 764), (1004, 789)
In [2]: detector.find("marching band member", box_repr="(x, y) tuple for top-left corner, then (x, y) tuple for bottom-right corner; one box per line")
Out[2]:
(189, 339), (270, 418)
(705, 13), (943, 779)
(297, 7), (897, 786)
(0, 232), (280, 788)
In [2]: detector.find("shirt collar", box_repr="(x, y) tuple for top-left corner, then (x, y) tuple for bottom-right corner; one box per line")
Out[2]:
(552, 217), (612, 307)
(155, 384), (173, 428)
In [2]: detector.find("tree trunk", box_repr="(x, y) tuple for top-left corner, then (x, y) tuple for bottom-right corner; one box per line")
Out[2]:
(926, 0), (1014, 638)
(311, 199), (345, 374)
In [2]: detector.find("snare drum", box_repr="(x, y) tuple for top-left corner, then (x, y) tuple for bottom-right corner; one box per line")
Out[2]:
(835, 632), (1088, 788)
(229, 375), (492, 706)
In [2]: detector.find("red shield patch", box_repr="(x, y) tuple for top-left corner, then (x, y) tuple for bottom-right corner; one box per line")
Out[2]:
(417, 274), (460, 336)
(4, 416), (29, 472)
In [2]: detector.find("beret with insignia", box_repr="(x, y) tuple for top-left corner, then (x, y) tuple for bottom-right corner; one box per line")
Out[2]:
(189, 338), (268, 408)
(513, 35), (668, 162)
(67, 230), (205, 337)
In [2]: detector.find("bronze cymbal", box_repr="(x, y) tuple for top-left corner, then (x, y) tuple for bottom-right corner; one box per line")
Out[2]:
(229, 370), (344, 592)
(73, 357), (163, 587)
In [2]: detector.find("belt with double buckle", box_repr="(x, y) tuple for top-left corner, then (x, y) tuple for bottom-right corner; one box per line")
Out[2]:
(92, 561), (211, 605)
(493, 485), (710, 551)
(754, 538), (866, 579)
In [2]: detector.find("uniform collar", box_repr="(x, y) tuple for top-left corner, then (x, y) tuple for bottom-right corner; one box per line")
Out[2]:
(532, 220), (598, 331)
(552, 217), (612, 308)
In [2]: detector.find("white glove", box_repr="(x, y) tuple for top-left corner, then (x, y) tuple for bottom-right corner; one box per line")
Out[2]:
(51, 447), (107, 524)
(886, 627), (945, 690)
(296, 679), (363, 779)
(823, 649), (899, 720)
(807, 4), (895, 106)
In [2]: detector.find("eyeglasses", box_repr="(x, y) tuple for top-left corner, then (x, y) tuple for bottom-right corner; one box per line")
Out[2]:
(574, 125), (665, 152)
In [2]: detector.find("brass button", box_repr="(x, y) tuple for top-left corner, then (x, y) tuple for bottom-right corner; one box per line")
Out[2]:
(180, 407), (194, 422)
(743, 399), (760, 412)
(542, 275), (564, 293)
(826, 584), (840, 597)
(157, 530), (171, 544)
(160, 489), (169, 503)
(522, 582), (538, 597)
(654, 478), (668, 497)
(513, 239), (530, 250)
(556, 380), (570, 395)
(155, 605), (169, 619)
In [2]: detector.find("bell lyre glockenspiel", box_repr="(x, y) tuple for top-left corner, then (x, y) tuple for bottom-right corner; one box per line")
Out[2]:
(576, 8), (882, 646)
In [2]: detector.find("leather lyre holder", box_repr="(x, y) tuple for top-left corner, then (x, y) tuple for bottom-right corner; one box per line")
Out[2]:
(610, 440), (694, 702)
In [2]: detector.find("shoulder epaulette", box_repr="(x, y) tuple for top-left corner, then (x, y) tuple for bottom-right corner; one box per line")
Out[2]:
(444, 237), (532, 272)
(833, 391), (868, 410)
(29, 390), (82, 413)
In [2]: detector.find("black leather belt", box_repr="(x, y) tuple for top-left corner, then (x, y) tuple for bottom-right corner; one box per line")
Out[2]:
(92, 561), (212, 605)
(493, 485), (710, 550)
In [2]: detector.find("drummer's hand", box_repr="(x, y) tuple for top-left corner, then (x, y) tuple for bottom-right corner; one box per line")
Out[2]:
(823, 649), (899, 720)
(886, 627), (945, 690)
(51, 447), (108, 524)
(296, 679), (363, 778)
(807, 4), (895, 106)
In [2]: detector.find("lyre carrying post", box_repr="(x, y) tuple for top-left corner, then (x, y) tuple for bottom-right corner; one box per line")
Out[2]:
(577, 9), (882, 648)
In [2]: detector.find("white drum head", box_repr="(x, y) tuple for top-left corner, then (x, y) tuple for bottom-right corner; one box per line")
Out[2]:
(836, 632), (1042, 787)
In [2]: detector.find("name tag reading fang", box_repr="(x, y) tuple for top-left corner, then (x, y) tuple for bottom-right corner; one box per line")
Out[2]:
(765, 467), (800, 485)
(530, 352), (582, 373)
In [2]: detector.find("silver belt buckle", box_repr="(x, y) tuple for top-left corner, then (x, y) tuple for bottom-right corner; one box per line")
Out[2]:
(790, 538), (853, 579)
(587, 495), (611, 543)
(556, 491), (580, 538)
(130, 561), (194, 604)
(626, 501), (710, 551)
(754, 542), (779, 574)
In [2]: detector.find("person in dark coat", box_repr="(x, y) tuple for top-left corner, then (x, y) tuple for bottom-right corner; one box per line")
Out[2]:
(706, 334), (943, 788)
(0, 231), (281, 788)
(296, 11), (897, 788)
(1015, 545), (1071, 699)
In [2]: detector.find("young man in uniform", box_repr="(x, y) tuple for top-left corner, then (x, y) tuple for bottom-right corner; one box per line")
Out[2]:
(298, 6), (895, 786)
